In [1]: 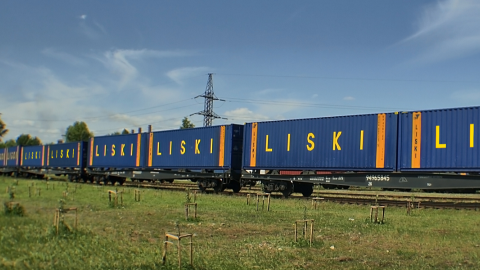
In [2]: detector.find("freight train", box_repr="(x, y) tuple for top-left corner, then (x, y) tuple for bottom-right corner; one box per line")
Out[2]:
(2, 106), (480, 197)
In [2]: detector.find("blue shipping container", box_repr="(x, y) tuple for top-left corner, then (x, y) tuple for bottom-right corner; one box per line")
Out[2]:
(398, 106), (480, 171)
(21, 145), (45, 167)
(88, 133), (147, 168)
(5, 146), (21, 167)
(46, 142), (86, 168)
(148, 124), (243, 170)
(243, 113), (398, 171)
(0, 148), (6, 167)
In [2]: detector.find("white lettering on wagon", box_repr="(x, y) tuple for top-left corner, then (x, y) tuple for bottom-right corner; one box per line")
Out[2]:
(365, 175), (390, 181)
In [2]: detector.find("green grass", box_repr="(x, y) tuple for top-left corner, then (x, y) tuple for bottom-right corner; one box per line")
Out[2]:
(1, 176), (480, 269)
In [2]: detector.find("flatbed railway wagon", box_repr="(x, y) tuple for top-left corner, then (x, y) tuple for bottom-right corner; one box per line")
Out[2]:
(242, 107), (480, 196)
(45, 141), (88, 181)
(86, 124), (244, 192)
(242, 113), (399, 196)
(0, 146), (21, 176)
(395, 106), (480, 192)
(18, 145), (46, 179)
(0, 147), (6, 175)
(87, 132), (148, 185)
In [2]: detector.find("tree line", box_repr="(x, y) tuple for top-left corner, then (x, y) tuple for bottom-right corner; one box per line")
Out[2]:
(0, 116), (195, 148)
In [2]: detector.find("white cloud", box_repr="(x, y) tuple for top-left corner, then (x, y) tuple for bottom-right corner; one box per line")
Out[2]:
(223, 108), (270, 122)
(343, 96), (355, 101)
(42, 48), (87, 66)
(166, 66), (210, 84)
(450, 90), (480, 102)
(80, 14), (87, 20)
(403, 0), (480, 62)
(102, 49), (191, 87)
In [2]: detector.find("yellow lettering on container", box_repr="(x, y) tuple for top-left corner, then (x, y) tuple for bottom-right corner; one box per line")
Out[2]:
(470, 124), (474, 148)
(56, 150), (58, 158)
(210, 138), (213, 154)
(131, 144), (133, 156)
(195, 139), (201, 154)
(170, 141), (172, 155)
(306, 133), (315, 151)
(121, 144), (125, 156)
(104, 145), (107, 156)
(112, 144), (116, 156)
(157, 142), (162, 155)
(95, 146), (99, 157)
(333, 131), (342, 150)
(265, 135), (273, 152)
(180, 141), (186, 154)
(360, 130), (364, 150)
(287, 134), (291, 151)
(90, 138), (94, 165)
(67, 149), (70, 158)
(435, 125), (446, 148)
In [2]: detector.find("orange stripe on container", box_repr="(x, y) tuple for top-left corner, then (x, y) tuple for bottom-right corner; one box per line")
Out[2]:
(89, 138), (94, 166)
(136, 134), (141, 167)
(41, 146), (45, 166)
(219, 126), (226, 167)
(148, 133), (153, 167)
(20, 147), (24, 166)
(411, 112), (422, 168)
(376, 114), (386, 168)
(77, 143), (81, 166)
(250, 123), (258, 167)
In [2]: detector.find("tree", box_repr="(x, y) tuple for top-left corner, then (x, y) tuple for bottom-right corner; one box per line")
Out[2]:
(0, 139), (16, 149)
(0, 116), (8, 141)
(180, 117), (195, 129)
(65, 121), (94, 142)
(16, 134), (42, 146)
(109, 129), (130, 136)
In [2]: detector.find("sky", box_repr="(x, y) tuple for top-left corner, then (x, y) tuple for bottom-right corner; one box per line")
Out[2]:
(1, 0), (480, 143)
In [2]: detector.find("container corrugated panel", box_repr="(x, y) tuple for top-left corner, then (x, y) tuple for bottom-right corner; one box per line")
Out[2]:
(243, 113), (398, 171)
(5, 146), (21, 167)
(21, 145), (45, 167)
(0, 148), (6, 167)
(148, 124), (244, 170)
(88, 134), (147, 168)
(46, 142), (87, 168)
(398, 106), (480, 171)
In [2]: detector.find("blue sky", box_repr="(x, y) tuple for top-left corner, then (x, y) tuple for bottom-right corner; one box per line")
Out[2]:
(1, 0), (480, 143)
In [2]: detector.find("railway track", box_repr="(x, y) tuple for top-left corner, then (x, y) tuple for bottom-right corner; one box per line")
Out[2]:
(8, 177), (480, 210)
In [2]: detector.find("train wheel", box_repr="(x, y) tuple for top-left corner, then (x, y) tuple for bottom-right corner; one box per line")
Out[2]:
(301, 187), (313, 197)
(213, 182), (224, 193)
(282, 188), (293, 198)
(230, 181), (241, 193)
(198, 182), (206, 193)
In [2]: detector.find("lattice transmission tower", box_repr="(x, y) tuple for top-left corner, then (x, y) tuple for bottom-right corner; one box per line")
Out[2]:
(191, 73), (225, 127)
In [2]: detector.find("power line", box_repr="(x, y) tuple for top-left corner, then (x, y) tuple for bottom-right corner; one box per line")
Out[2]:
(216, 73), (480, 84)
(222, 97), (411, 111)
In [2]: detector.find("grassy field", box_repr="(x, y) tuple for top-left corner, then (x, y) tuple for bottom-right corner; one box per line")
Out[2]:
(1, 176), (480, 269)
